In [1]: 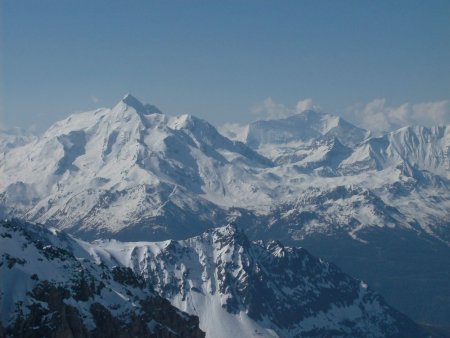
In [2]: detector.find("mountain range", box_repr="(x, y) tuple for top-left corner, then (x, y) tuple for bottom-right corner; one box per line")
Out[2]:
(0, 219), (426, 338)
(0, 94), (449, 331)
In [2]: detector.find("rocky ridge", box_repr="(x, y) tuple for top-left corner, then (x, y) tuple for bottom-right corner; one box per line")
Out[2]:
(0, 219), (204, 338)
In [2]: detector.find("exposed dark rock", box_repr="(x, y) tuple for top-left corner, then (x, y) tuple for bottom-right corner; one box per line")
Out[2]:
(112, 266), (145, 289)
(10, 282), (87, 338)
(0, 219), (205, 338)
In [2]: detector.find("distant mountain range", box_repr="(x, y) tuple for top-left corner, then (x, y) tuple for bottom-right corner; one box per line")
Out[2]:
(1, 94), (449, 329)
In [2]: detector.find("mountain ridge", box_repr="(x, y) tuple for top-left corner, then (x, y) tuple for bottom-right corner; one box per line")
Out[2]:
(1, 219), (424, 338)
(1, 94), (449, 326)
(0, 218), (205, 337)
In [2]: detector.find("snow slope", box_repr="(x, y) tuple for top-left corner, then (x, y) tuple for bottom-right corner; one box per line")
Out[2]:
(83, 224), (422, 338)
(0, 219), (204, 337)
(0, 94), (272, 239)
(1, 219), (425, 337)
(340, 125), (450, 178)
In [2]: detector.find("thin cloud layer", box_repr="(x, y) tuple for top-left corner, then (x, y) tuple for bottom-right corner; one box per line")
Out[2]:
(345, 99), (450, 134)
(251, 97), (319, 120)
(218, 122), (248, 142)
(250, 97), (450, 134)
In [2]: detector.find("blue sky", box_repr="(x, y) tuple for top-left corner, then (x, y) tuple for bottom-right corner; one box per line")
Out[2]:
(1, 0), (449, 131)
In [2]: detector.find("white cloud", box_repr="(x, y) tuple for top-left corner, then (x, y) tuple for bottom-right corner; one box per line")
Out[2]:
(295, 98), (315, 112)
(411, 100), (450, 126)
(250, 97), (450, 133)
(251, 97), (319, 120)
(91, 95), (100, 104)
(344, 99), (450, 134)
(251, 97), (290, 120)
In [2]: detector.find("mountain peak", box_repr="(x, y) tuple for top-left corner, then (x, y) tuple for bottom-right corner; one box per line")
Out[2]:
(121, 93), (140, 104)
(209, 223), (251, 249)
(119, 93), (162, 115)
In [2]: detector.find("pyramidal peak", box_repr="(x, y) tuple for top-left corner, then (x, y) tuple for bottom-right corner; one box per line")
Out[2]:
(118, 93), (162, 115)
(121, 93), (143, 107)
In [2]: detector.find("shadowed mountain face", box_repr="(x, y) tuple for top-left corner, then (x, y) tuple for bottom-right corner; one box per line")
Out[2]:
(0, 95), (449, 326)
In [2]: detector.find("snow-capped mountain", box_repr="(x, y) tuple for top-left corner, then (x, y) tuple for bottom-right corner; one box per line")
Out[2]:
(221, 110), (368, 165)
(1, 219), (427, 337)
(223, 114), (450, 326)
(222, 110), (368, 147)
(0, 219), (204, 337)
(0, 94), (271, 240)
(2, 96), (448, 244)
(340, 125), (450, 178)
(39, 220), (434, 337)
(1, 94), (449, 327)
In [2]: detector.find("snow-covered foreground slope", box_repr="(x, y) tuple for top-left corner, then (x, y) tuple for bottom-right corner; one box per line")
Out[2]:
(0, 219), (204, 337)
(1, 219), (426, 337)
(1, 94), (450, 326)
(80, 224), (424, 338)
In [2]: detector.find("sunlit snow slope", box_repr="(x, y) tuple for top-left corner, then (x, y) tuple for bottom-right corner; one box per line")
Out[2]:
(82, 223), (423, 338)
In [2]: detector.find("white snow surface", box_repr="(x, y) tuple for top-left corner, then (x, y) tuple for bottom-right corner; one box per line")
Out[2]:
(0, 94), (449, 244)
(79, 224), (412, 338)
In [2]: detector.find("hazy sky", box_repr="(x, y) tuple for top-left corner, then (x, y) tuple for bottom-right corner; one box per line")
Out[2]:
(1, 0), (449, 132)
